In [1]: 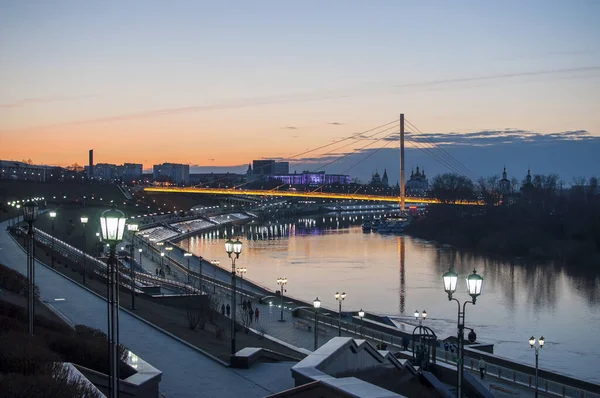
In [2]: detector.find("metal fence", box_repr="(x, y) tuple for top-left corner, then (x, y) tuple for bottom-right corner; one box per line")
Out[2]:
(295, 308), (600, 398)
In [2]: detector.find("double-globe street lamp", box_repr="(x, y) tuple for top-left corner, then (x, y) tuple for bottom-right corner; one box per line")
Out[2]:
(23, 201), (39, 336)
(127, 224), (139, 310)
(49, 211), (57, 268)
(100, 205), (127, 398)
(225, 238), (242, 355)
(277, 277), (288, 322)
(313, 297), (321, 350)
(335, 292), (346, 337)
(81, 216), (88, 285)
(414, 309), (427, 326)
(529, 336), (545, 398)
(443, 268), (483, 398)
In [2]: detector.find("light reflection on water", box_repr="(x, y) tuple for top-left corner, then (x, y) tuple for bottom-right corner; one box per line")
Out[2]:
(184, 216), (600, 383)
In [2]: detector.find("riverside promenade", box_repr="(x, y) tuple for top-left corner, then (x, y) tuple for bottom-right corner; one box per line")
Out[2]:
(0, 220), (291, 398)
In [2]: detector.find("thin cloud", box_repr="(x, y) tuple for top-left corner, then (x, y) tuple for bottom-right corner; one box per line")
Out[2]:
(329, 122), (344, 125)
(381, 129), (595, 146)
(0, 94), (98, 109)
(4, 65), (598, 133)
(283, 126), (298, 130)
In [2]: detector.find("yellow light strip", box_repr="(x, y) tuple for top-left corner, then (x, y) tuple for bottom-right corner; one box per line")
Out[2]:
(143, 187), (481, 205)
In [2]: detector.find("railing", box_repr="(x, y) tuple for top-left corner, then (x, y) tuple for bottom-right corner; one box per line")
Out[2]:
(294, 308), (600, 398)
(29, 227), (202, 294)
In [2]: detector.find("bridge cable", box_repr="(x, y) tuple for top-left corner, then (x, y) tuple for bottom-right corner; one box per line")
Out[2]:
(405, 119), (476, 178)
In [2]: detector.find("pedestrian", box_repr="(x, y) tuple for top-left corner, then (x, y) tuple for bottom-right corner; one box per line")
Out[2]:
(255, 307), (260, 322)
(221, 304), (225, 316)
(402, 337), (409, 351)
(450, 344), (455, 354)
(444, 341), (449, 351)
(248, 308), (254, 324)
(478, 358), (487, 379)
(226, 304), (231, 317)
(247, 300), (252, 311)
(242, 300), (247, 311)
(155, 269), (158, 276)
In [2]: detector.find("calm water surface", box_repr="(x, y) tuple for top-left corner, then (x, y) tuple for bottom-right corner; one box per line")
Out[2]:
(183, 215), (600, 383)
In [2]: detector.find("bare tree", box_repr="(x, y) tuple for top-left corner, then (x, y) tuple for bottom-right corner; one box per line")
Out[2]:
(185, 281), (207, 331)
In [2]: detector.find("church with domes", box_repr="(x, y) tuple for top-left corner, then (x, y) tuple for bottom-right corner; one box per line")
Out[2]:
(405, 166), (428, 196)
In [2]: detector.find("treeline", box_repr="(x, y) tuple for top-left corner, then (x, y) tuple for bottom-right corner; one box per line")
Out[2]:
(406, 173), (600, 268)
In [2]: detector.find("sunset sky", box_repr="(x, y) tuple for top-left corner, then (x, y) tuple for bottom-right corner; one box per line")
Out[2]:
(1, 1), (599, 175)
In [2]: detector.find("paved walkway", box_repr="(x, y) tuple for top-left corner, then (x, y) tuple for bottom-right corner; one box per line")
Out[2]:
(0, 221), (284, 398)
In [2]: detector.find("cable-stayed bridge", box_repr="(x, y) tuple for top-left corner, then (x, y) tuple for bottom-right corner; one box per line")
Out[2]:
(144, 114), (479, 206)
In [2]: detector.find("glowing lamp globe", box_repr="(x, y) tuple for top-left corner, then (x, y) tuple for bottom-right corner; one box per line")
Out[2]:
(466, 269), (483, 302)
(442, 268), (458, 298)
(99, 206), (126, 244)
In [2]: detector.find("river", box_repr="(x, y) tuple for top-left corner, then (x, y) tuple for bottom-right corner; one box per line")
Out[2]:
(182, 213), (600, 383)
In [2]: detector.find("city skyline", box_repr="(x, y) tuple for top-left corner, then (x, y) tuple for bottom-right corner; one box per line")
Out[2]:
(1, 1), (599, 174)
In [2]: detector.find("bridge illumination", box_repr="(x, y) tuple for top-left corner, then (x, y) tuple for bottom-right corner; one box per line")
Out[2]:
(143, 187), (479, 205)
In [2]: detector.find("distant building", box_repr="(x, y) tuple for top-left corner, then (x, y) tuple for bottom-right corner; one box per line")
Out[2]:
(370, 169), (389, 187)
(118, 163), (143, 181)
(251, 159), (289, 177)
(405, 166), (428, 196)
(271, 170), (350, 186)
(153, 163), (190, 185)
(273, 161), (289, 175)
(252, 160), (274, 176)
(92, 163), (117, 181)
(0, 160), (55, 182)
(499, 167), (510, 195)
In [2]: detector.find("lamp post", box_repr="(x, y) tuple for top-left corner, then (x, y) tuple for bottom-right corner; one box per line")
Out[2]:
(335, 291), (346, 336)
(529, 336), (545, 398)
(127, 224), (139, 310)
(414, 309), (427, 326)
(236, 266), (247, 302)
(160, 252), (165, 273)
(23, 201), (38, 336)
(95, 232), (101, 256)
(100, 205), (127, 398)
(442, 268), (483, 398)
(277, 277), (288, 322)
(16, 203), (21, 223)
(49, 211), (56, 268)
(80, 216), (88, 284)
(225, 238), (242, 355)
(358, 309), (365, 337)
(184, 253), (193, 284)
(313, 297), (321, 350)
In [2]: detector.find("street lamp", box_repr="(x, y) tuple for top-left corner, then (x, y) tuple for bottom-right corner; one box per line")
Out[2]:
(160, 252), (165, 272)
(225, 238), (242, 356)
(529, 336), (545, 398)
(23, 201), (38, 336)
(184, 253), (193, 284)
(358, 309), (365, 337)
(49, 211), (57, 268)
(80, 216), (88, 284)
(127, 224), (139, 310)
(335, 291), (346, 336)
(99, 205), (127, 398)
(236, 266), (247, 302)
(276, 277), (288, 322)
(165, 245), (173, 271)
(442, 268), (483, 398)
(313, 297), (321, 350)
(414, 309), (427, 326)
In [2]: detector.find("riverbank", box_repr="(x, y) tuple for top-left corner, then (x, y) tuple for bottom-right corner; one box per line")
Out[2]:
(8, 228), (305, 364)
(404, 204), (600, 270)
